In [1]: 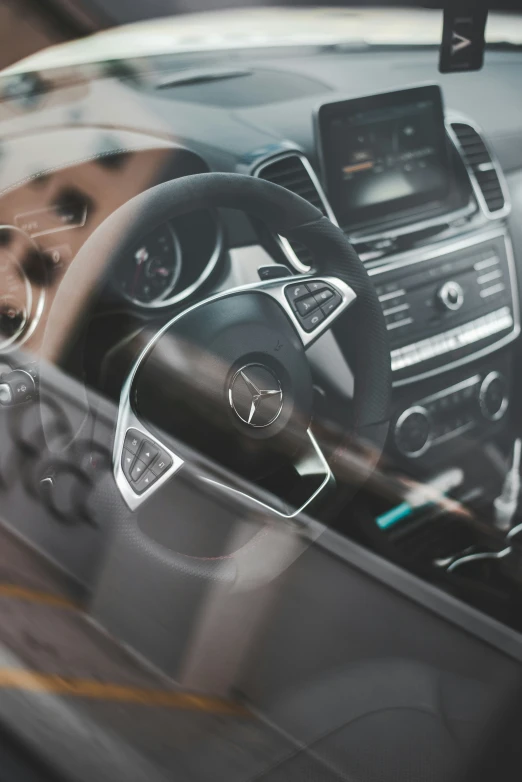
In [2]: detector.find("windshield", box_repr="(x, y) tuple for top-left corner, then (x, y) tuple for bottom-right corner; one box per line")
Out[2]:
(5, 6), (522, 74)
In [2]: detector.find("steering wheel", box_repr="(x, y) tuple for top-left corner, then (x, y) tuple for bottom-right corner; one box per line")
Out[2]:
(39, 172), (391, 613)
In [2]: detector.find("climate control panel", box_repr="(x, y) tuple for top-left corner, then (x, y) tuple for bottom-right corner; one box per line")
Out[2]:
(393, 371), (509, 458)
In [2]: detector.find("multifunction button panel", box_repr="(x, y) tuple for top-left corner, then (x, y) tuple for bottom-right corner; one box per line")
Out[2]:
(121, 428), (173, 494)
(285, 281), (342, 332)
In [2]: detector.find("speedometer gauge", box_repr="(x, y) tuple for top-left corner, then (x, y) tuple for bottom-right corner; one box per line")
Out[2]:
(115, 223), (181, 306)
(0, 227), (45, 353)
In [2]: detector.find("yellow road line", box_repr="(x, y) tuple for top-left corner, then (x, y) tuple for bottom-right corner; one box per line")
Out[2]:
(0, 669), (250, 716)
(0, 584), (77, 609)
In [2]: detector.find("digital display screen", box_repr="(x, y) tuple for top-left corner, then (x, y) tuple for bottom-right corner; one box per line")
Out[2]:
(317, 86), (452, 228)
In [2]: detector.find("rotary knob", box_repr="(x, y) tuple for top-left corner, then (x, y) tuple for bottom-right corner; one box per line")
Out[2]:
(479, 371), (509, 421)
(394, 406), (432, 458)
(436, 280), (464, 312)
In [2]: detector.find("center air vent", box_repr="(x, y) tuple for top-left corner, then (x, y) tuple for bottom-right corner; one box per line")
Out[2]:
(254, 153), (337, 271)
(451, 122), (508, 217)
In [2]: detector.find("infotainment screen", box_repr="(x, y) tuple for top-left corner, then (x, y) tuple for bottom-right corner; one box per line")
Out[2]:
(316, 85), (452, 229)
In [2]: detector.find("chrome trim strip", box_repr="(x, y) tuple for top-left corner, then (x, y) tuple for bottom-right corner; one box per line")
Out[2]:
(391, 308), (514, 371)
(387, 317), (412, 331)
(114, 274), (355, 510)
(507, 522), (522, 541)
(419, 374), (480, 407)
(382, 303), (409, 317)
(367, 225), (507, 276)
(446, 546), (511, 573)
(477, 269), (502, 284)
(480, 282), (505, 298)
(201, 427), (333, 520)
(431, 420), (475, 447)
(348, 199), (477, 246)
(446, 113), (511, 222)
(474, 256), (499, 271)
(378, 289), (405, 302)
(252, 151), (339, 273)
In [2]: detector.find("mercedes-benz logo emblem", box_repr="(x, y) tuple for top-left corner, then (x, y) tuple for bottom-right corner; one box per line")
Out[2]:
(228, 363), (283, 428)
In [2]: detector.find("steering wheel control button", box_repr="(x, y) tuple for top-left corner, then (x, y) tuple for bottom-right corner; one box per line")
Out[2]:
(285, 283), (309, 303)
(321, 292), (342, 317)
(284, 280), (345, 333)
(313, 289), (334, 305)
(301, 308), (325, 332)
(130, 459), (147, 482)
(138, 440), (159, 467)
(124, 429), (142, 455)
(134, 470), (156, 494)
(122, 450), (135, 480)
(306, 280), (327, 294)
(150, 451), (173, 477)
(296, 295), (318, 317)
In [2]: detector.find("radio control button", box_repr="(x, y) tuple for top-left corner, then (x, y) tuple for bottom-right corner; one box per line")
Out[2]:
(436, 280), (464, 311)
(479, 371), (509, 421)
(394, 406), (432, 458)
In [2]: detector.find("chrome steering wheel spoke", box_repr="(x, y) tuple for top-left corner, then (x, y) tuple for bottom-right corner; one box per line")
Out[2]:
(114, 274), (355, 512)
(114, 404), (184, 512)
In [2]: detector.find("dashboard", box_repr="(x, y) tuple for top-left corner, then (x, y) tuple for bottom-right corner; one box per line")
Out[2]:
(0, 44), (522, 588)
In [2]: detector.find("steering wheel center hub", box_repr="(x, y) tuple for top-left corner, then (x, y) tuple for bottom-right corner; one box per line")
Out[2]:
(228, 363), (284, 428)
(133, 291), (314, 477)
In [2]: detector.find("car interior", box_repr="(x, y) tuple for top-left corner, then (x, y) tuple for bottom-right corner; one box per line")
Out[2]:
(1, 2), (522, 780)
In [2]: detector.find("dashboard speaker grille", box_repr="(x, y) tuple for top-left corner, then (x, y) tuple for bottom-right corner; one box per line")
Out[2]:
(451, 122), (506, 215)
(255, 153), (335, 270)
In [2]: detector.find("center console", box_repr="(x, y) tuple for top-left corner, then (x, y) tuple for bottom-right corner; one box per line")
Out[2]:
(254, 84), (520, 589)
(313, 85), (518, 463)
(312, 84), (522, 629)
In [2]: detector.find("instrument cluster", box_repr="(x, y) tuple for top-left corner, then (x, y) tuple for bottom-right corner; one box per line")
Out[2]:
(0, 227), (46, 353)
(111, 209), (222, 310)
